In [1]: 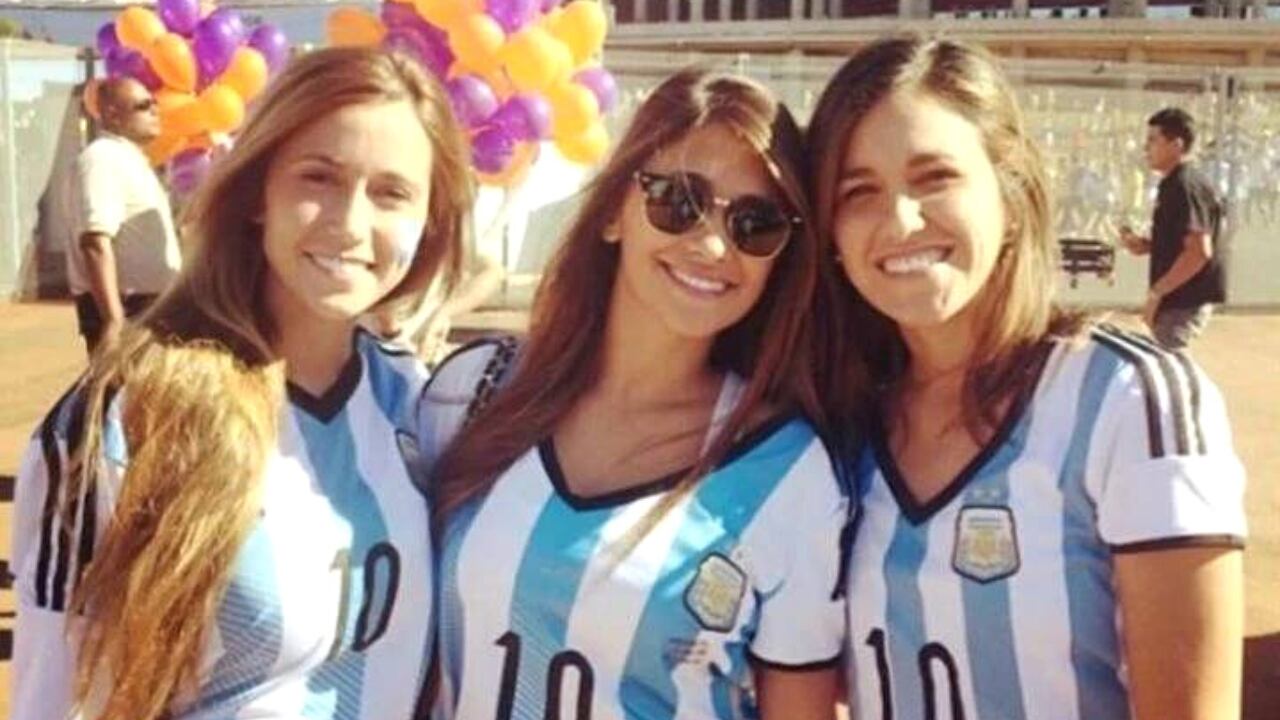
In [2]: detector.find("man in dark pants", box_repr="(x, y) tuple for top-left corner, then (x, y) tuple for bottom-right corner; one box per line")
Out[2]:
(1120, 107), (1225, 351)
(68, 77), (180, 354)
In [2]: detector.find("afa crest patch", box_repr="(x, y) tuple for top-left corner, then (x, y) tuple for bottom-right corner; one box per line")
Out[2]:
(952, 505), (1020, 583)
(684, 553), (747, 632)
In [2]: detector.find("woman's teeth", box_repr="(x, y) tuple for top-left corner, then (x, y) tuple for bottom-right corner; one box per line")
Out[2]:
(881, 248), (947, 275)
(307, 253), (367, 278)
(667, 265), (728, 295)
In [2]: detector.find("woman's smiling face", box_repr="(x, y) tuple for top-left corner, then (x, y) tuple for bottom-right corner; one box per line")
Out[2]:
(832, 89), (1007, 334)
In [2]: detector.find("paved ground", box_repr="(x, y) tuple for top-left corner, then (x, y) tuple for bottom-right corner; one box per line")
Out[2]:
(0, 300), (1275, 717)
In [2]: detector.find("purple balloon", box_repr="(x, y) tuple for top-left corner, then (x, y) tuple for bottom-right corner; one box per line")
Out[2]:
(157, 0), (201, 35)
(381, 1), (422, 29)
(574, 67), (619, 114)
(193, 13), (244, 84)
(208, 8), (247, 44)
(248, 25), (290, 73)
(490, 94), (551, 141)
(385, 26), (452, 78)
(487, 0), (538, 34)
(541, 0), (565, 12)
(96, 22), (120, 56)
(471, 126), (516, 174)
(105, 47), (162, 91)
(169, 148), (212, 195)
(446, 75), (499, 128)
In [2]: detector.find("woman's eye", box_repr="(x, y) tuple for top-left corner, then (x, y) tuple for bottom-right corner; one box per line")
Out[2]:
(375, 186), (413, 204)
(916, 168), (960, 187)
(299, 169), (335, 185)
(839, 184), (876, 202)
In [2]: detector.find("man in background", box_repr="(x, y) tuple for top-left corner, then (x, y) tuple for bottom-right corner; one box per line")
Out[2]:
(68, 77), (180, 354)
(1120, 107), (1225, 350)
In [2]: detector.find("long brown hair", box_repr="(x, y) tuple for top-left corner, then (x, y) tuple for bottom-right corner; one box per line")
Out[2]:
(808, 36), (1084, 442)
(64, 47), (472, 720)
(433, 68), (822, 535)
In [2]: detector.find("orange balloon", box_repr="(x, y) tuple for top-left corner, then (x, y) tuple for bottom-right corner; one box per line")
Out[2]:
(199, 84), (245, 134)
(555, 121), (608, 165)
(500, 27), (562, 93)
(549, 81), (599, 140)
(414, 0), (482, 30)
(116, 7), (166, 53)
(476, 141), (538, 187)
(186, 132), (215, 151)
(148, 33), (198, 92)
(221, 47), (269, 101)
(552, 1), (607, 66)
(83, 79), (102, 120)
(158, 90), (204, 136)
(327, 7), (386, 47)
(448, 13), (505, 75)
(145, 132), (188, 166)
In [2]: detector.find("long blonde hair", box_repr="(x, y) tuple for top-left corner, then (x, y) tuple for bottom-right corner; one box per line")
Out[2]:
(432, 69), (822, 541)
(807, 37), (1084, 442)
(64, 47), (472, 720)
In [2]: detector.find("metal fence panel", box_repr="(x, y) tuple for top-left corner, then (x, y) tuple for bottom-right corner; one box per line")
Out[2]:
(0, 39), (83, 300)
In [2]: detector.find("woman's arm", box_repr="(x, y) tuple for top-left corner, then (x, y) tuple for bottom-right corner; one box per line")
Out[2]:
(1114, 546), (1244, 720)
(756, 665), (840, 720)
(10, 437), (80, 720)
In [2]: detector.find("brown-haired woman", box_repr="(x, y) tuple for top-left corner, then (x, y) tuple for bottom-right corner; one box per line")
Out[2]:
(11, 47), (472, 720)
(420, 68), (847, 719)
(809, 37), (1246, 719)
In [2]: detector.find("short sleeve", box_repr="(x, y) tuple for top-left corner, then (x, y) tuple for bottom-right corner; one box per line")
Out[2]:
(747, 437), (849, 668)
(75, 141), (127, 237)
(1183, 176), (1218, 237)
(1086, 344), (1246, 550)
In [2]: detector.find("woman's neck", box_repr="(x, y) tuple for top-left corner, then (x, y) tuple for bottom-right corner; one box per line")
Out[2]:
(267, 286), (356, 396)
(898, 314), (977, 391)
(595, 293), (719, 408)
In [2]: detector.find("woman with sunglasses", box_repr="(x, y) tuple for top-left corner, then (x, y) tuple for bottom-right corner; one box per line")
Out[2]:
(420, 68), (847, 719)
(808, 37), (1246, 719)
(11, 48), (471, 720)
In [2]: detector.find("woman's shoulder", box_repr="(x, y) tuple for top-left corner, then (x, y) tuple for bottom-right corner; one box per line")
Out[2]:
(422, 334), (521, 407)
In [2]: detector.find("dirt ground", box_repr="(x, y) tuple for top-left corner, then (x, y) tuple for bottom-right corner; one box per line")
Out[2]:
(0, 300), (1276, 717)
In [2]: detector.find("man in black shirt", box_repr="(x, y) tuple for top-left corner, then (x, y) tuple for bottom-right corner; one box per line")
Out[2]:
(1120, 107), (1225, 350)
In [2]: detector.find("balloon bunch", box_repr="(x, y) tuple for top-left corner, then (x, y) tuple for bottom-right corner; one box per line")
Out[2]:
(89, 1), (289, 191)
(327, 0), (616, 187)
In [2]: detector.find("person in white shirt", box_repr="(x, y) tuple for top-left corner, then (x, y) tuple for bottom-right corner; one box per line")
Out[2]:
(69, 76), (181, 354)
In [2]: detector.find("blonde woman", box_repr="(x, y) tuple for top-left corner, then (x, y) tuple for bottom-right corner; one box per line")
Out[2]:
(809, 38), (1246, 720)
(11, 47), (471, 720)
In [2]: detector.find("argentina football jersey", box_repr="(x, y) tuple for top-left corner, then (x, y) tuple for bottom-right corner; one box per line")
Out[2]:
(421, 341), (849, 720)
(12, 329), (434, 719)
(843, 326), (1247, 720)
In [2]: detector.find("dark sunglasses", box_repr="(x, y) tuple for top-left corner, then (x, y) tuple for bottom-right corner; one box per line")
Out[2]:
(633, 170), (800, 258)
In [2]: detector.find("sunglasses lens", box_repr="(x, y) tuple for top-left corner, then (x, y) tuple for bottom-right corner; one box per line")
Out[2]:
(729, 197), (791, 257)
(642, 173), (706, 235)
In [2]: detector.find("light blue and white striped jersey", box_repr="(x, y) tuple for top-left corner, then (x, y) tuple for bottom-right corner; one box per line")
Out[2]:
(11, 329), (434, 719)
(843, 327), (1247, 720)
(420, 341), (849, 720)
